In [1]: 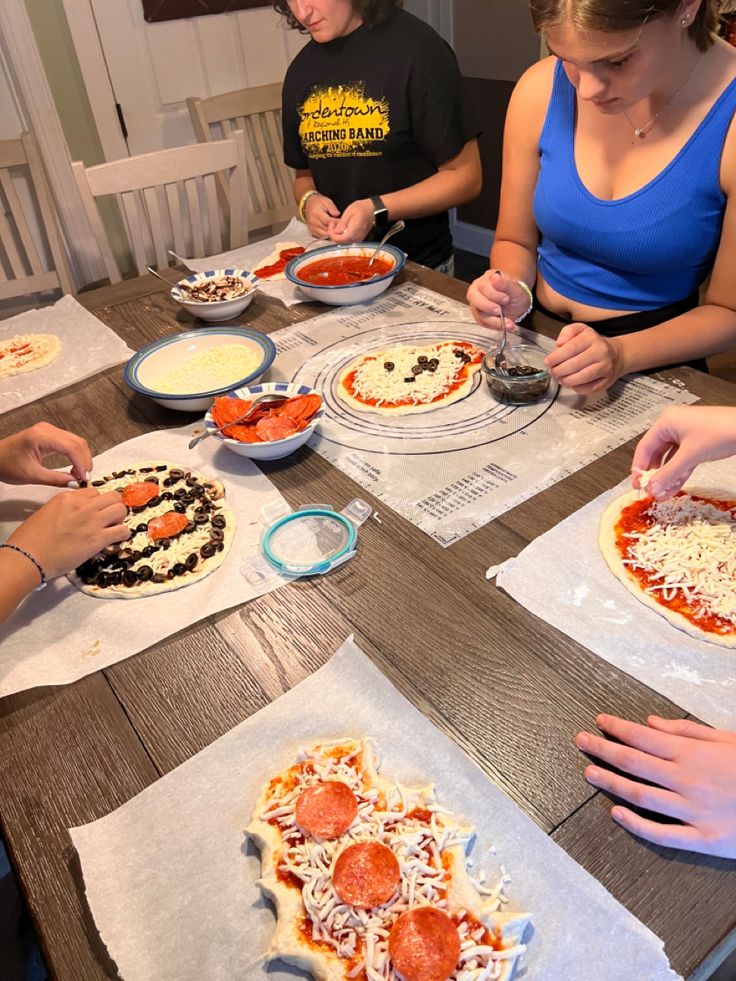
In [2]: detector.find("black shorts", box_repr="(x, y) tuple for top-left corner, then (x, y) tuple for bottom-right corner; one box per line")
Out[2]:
(534, 291), (707, 374)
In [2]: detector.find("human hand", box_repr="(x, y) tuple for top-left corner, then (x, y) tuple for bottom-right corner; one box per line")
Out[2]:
(467, 270), (528, 330)
(631, 405), (736, 498)
(327, 199), (375, 244)
(0, 422), (92, 487)
(545, 323), (623, 395)
(575, 713), (736, 858)
(304, 193), (341, 239)
(7, 487), (129, 579)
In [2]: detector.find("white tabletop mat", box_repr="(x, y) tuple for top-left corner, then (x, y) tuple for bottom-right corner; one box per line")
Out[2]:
(185, 218), (316, 307)
(0, 294), (134, 414)
(497, 458), (736, 729)
(0, 423), (290, 697)
(70, 636), (679, 981)
(265, 282), (696, 546)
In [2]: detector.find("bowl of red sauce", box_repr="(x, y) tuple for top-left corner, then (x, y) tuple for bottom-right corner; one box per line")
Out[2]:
(284, 242), (405, 305)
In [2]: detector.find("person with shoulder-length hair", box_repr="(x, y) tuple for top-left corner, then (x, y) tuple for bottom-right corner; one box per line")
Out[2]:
(468, 0), (736, 394)
(273, 0), (482, 273)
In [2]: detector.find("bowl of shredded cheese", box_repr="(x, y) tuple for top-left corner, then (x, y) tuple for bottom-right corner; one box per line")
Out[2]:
(125, 327), (276, 411)
(171, 269), (259, 321)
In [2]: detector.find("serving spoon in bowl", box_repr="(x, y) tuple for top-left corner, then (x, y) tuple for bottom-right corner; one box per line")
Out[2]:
(368, 220), (405, 267)
(189, 393), (288, 450)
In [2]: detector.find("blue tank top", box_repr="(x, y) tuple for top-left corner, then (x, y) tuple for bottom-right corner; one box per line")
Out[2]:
(533, 59), (736, 310)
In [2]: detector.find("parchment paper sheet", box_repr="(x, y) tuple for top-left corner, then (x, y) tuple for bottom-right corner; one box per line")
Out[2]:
(0, 423), (289, 697)
(71, 637), (679, 981)
(267, 282), (696, 545)
(0, 295), (134, 414)
(185, 218), (316, 307)
(497, 458), (736, 729)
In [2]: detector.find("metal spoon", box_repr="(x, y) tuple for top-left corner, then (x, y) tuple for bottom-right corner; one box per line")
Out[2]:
(493, 271), (509, 376)
(368, 220), (405, 267)
(147, 265), (180, 289)
(189, 393), (288, 450)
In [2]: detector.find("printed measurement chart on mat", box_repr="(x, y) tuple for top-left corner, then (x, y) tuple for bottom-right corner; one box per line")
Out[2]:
(268, 284), (697, 546)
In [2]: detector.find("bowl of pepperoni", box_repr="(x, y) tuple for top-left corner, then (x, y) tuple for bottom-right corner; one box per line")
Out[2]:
(204, 381), (324, 460)
(284, 242), (406, 305)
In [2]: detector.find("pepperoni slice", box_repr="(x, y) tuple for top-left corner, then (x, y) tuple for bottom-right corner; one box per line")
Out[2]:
(389, 907), (461, 981)
(147, 510), (190, 542)
(255, 415), (299, 442)
(332, 841), (400, 908)
(295, 781), (358, 839)
(279, 394), (322, 424)
(121, 481), (160, 508)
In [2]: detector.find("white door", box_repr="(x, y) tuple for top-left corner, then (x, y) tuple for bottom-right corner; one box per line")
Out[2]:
(68, 0), (448, 158)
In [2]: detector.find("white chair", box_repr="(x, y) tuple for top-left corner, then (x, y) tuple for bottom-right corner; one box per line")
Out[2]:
(72, 131), (249, 283)
(187, 83), (296, 236)
(0, 130), (74, 301)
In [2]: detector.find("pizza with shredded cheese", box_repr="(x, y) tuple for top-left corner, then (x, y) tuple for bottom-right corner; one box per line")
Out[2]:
(68, 461), (234, 599)
(0, 333), (61, 380)
(337, 341), (485, 415)
(246, 738), (531, 981)
(600, 487), (736, 646)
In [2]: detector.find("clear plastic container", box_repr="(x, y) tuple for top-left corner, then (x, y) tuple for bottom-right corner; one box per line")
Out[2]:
(482, 342), (551, 405)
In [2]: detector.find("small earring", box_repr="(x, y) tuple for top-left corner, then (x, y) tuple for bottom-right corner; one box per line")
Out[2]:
(681, 16), (689, 25)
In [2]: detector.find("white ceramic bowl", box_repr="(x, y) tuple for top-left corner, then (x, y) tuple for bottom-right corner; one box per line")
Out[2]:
(171, 269), (259, 321)
(284, 243), (405, 305)
(204, 381), (324, 460)
(125, 327), (276, 412)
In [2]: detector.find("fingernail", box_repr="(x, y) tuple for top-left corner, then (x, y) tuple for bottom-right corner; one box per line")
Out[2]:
(85, 471), (92, 481)
(586, 766), (600, 781)
(575, 733), (590, 749)
(67, 480), (80, 489)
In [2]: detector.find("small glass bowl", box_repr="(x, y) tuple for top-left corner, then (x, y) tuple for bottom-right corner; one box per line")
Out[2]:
(482, 343), (551, 404)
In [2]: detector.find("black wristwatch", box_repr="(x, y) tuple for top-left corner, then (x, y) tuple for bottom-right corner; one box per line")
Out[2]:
(370, 195), (389, 235)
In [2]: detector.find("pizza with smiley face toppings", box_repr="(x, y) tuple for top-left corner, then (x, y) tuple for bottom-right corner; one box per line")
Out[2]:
(246, 738), (530, 981)
(68, 461), (235, 598)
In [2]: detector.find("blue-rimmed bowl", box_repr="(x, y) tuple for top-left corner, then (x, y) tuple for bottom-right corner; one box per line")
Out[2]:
(284, 243), (405, 305)
(171, 269), (259, 321)
(125, 327), (276, 412)
(204, 381), (324, 460)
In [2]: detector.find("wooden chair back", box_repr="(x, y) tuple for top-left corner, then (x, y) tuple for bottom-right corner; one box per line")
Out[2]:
(0, 131), (74, 301)
(72, 131), (249, 283)
(187, 83), (295, 235)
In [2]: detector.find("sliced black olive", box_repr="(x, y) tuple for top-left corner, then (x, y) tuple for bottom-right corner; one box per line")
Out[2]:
(211, 514), (226, 529)
(160, 492), (173, 501)
(147, 495), (161, 508)
(210, 528), (224, 543)
(417, 355), (428, 364)
(383, 361), (395, 371)
(169, 468), (185, 480)
(215, 541), (224, 552)
(91, 479), (105, 487)
(172, 563), (186, 576)
(201, 542), (216, 559)
(138, 565), (153, 581)
(79, 480), (88, 489)
(174, 487), (188, 499)
(429, 358), (440, 368)
(403, 377), (415, 383)
(141, 545), (155, 558)
(194, 513), (209, 525)
(184, 522), (195, 534)
(153, 573), (166, 583)
(123, 570), (138, 587)
(136, 523), (148, 534)
(173, 502), (187, 514)
(160, 538), (171, 550)
(428, 363), (438, 373)
(139, 466), (153, 473)
(411, 364), (423, 375)
(185, 475), (198, 487)
(162, 477), (175, 488)
(109, 571), (123, 586)
(131, 505), (145, 514)
(144, 476), (159, 484)
(155, 465), (167, 473)
(112, 470), (125, 479)
(96, 572), (111, 588)
(81, 573), (98, 586)
(185, 554), (198, 571)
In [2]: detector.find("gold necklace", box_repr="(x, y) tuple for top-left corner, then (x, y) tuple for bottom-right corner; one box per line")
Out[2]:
(623, 52), (704, 139)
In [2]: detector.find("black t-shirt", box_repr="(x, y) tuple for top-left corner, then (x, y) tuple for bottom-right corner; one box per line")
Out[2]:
(282, 9), (476, 268)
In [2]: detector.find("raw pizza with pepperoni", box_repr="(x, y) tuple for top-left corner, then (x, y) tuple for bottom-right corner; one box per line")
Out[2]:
(247, 738), (530, 981)
(68, 461), (235, 598)
(337, 341), (484, 415)
(600, 486), (736, 647)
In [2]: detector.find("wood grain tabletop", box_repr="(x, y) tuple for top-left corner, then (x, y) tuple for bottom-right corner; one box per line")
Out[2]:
(1, 264), (736, 981)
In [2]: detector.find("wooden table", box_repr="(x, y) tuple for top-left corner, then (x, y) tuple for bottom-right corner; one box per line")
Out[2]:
(2, 265), (736, 981)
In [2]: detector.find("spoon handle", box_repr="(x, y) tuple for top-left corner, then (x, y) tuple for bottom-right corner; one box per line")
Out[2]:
(368, 220), (405, 266)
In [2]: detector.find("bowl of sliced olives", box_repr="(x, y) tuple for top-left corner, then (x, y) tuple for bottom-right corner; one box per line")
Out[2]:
(482, 342), (551, 404)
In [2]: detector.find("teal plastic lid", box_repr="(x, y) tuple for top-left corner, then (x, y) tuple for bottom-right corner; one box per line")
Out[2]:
(261, 499), (371, 577)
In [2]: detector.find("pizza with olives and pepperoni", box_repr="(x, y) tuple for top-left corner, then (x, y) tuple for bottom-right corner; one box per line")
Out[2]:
(68, 462), (235, 599)
(246, 738), (530, 981)
(600, 487), (736, 647)
(337, 341), (485, 416)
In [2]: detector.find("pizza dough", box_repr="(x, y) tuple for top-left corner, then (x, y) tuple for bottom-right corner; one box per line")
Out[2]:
(247, 737), (530, 981)
(600, 486), (736, 647)
(337, 341), (485, 416)
(68, 461), (235, 599)
(252, 241), (304, 281)
(0, 333), (61, 380)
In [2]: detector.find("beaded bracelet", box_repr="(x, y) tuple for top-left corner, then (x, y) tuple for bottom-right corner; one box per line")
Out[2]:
(514, 279), (534, 323)
(298, 189), (319, 223)
(0, 542), (47, 591)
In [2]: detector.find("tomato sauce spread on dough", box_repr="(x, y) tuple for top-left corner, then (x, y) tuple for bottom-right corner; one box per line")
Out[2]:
(296, 255), (394, 286)
(254, 246), (305, 279)
(615, 494), (736, 636)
